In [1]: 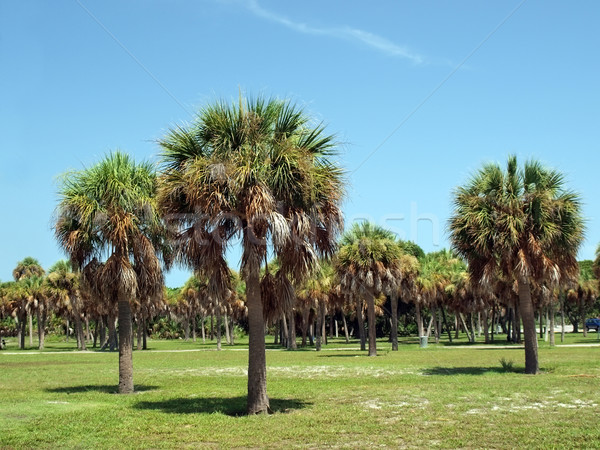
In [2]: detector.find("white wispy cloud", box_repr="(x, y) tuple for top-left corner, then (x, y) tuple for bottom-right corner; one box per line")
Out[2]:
(241, 0), (424, 64)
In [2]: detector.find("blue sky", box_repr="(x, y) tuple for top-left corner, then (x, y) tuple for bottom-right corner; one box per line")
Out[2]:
(1, 0), (599, 287)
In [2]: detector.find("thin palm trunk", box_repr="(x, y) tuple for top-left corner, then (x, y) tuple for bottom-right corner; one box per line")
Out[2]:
(192, 314), (197, 342)
(200, 313), (206, 344)
(28, 312), (33, 346)
(390, 295), (398, 351)
(560, 298), (565, 343)
(483, 308), (490, 344)
(441, 307), (453, 343)
(246, 267), (269, 414)
(136, 317), (143, 350)
(356, 298), (366, 351)
(108, 316), (117, 352)
(118, 299), (134, 393)
(224, 313), (231, 345)
(549, 300), (556, 346)
(142, 319), (147, 350)
(518, 277), (539, 374)
(315, 305), (322, 351)
(301, 307), (310, 347)
(216, 302), (222, 351)
(366, 290), (377, 356)
(321, 306), (327, 346)
(38, 308), (47, 350)
(342, 313), (350, 344)
(415, 302), (424, 337)
(183, 317), (190, 341)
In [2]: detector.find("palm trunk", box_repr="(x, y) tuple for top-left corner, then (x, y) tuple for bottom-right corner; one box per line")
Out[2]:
(75, 314), (87, 351)
(20, 315), (27, 349)
(441, 307), (453, 343)
(544, 308), (549, 342)
(301, 307), (309, 347)
(315, 305), (322, 351)
(142, 318), (147, 350)
(366, 290), (377, 356)
(431, 304), (439, 344)
(287, 310), (297, 350)
(200, 313), (206, 344)
(118, 299), (134, 393)
(183, 317), (190, 341)
(483, 308), (490, 344)
(491, 304), (496, 343)
(560, 298), (565, 343)
(85, 317), (91, 341)
(518, 277), (539, 374)
(37, 307), (46, 350)
(224, 313), (231, 345)
(357, 298), (366, 351)
(192, 314), (197, 342)
(136, 317), (143, 350)
(329, 311), (334, 340)
(390, 295), (398, 351)
(216, 302), (222, 351)
(321, 306), (327, 346)
(109, 316), (118, 352)
(415, 302), (424, 338)
(342, 313), (350, 344)
(28, 312), (34, 346)
(549, 301), (555, 346)
(246, 264), (269, 414)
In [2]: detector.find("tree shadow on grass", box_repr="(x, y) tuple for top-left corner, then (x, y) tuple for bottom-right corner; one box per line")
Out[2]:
(134, 396), (310, 417)
(422, 366), (522, 376)
(45, 384), (159, 394)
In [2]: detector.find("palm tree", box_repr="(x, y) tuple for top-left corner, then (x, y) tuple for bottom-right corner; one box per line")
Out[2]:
(336, 222), (403, 356)
(449, 156), (584, 374)
(46, 260), (86, 350)
(55, 151), (165, 393)
(13, 257), (45, 347)
(1, 281), (29, 349)
(158, 95), (344, 414)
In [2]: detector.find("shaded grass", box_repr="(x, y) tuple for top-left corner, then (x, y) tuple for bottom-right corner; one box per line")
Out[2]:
(1, 336), (600, 448)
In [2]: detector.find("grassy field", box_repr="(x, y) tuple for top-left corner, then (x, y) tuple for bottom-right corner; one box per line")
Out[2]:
(1, 333), (599, 448)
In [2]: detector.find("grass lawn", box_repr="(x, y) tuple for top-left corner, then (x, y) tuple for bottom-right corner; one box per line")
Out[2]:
(1, 333), (599, 448)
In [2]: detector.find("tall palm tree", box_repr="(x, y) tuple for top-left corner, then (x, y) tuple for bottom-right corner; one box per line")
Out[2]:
(55, 151), (165, 393)
(449, 156), (584, 374)
(336, 222), (403, 356)
(159, 95), (344, 414)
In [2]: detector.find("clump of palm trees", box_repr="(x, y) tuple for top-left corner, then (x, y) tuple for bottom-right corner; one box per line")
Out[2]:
(3, 94), (594, 415)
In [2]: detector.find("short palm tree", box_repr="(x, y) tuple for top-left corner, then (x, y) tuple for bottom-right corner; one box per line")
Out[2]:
(336, 222), (403, 356)
(159, 95), (344, 414)
(55, 151), (165, 393)
(13, 257), (45, 347)
(46, 260), (86, 350)
(449, 156), (584, 374)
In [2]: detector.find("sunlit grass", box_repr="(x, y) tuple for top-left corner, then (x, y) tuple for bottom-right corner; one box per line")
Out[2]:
(1, 333), (599, 448)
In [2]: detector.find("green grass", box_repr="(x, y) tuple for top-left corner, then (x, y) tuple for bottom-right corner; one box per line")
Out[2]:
(1, 333), (599, 448)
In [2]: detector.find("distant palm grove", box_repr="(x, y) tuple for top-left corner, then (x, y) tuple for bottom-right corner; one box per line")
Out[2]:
(1, 96), (599, 415)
